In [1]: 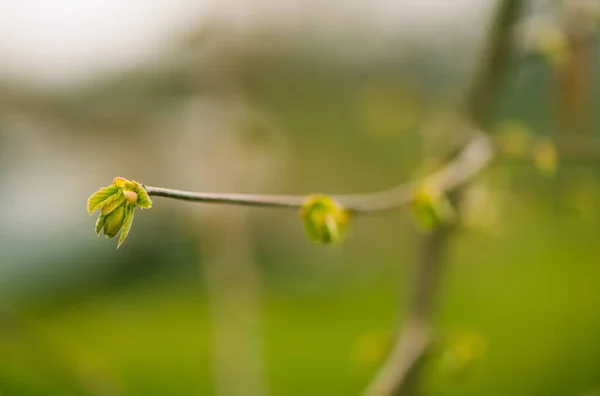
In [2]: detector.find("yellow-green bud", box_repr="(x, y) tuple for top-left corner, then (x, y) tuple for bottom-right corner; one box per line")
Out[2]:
(412, 185), (455, 231)
(88, 177), (152, 248)
(300, 195), (350, 244)
(103, 203), (127, 239)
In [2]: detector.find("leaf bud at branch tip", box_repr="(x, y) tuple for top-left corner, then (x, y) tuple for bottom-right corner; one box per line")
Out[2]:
(87, 177), (153, 248)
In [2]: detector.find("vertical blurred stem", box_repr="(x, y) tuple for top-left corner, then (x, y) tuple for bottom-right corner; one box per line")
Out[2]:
(364, 227), (449, 396)
(200, 213), (268, 396)
(554, 0), (595, 210)
(556, 0), (595, 136)
(364, 1), (522, 395)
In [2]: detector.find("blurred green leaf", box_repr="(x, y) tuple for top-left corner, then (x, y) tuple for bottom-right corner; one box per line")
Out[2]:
(350, 328), (393, 370)
(533, 138), (558, 177)
(531, 23), (570, 68)
(411, 185), (455, 231)
(438, 329), (487, 379)
(494, 120), (533, 158)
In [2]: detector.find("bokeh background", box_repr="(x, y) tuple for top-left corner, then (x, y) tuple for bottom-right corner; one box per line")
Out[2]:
(1, 0), (599, 395)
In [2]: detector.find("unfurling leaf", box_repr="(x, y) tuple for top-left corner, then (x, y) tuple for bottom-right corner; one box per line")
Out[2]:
(117, 204), (135, 249)
(87, 177), (153, 248)
(411, 185), (455, 231)
(101, 193), (125, 215)
(300, 195), (350, 244)
(95, 214), (108, 236)
(132, 183), (152, 209)
(87, 185), (121, 214)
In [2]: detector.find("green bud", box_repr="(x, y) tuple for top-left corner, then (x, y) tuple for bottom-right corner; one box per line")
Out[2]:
(87, 177), (153, 248)
(103, 202), (127, 239)
(300, 195), (350, 244)
(411, 185), (455, 231)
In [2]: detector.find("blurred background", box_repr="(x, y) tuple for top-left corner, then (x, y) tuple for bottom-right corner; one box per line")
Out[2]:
(0, 0), (599, 395)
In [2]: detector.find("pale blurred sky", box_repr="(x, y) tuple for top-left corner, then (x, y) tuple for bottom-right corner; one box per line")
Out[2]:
(0, 0), (495, 88)
(0, 0), (210, 87)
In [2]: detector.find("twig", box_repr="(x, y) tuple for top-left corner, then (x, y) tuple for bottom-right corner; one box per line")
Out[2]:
(144, 132), (492, 213)
(363, 228), (448, 396)
(363, 1), (523, 396)
(139, 4), (520, 396)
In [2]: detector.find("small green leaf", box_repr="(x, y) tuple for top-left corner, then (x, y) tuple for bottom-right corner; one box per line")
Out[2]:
(300, 195), (350, 244)
(87, 185), (120, 214)
(117, 204), (135, 249)
(103, 203), (126, 239)
(101, 193), (125, 215)
(95, 214), (108, 236)
(113, 177), (130, 188)
(133, 182), (152, 209)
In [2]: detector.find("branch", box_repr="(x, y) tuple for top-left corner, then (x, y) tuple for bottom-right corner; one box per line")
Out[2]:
(363, 1), (523, 395)
(363, 224), (450, 396)
(144, 132), (492, 213)
(464, 0), (523, 128)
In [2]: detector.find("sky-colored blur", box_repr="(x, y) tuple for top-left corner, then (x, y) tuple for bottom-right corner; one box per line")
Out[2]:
(0, 0), (492, 87)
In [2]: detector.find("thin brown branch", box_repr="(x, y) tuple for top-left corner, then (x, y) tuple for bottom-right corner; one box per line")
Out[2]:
(144, 132), (492, 213)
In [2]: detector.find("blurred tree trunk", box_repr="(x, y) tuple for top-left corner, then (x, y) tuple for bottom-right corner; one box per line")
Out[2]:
(200, 213), (268, 396)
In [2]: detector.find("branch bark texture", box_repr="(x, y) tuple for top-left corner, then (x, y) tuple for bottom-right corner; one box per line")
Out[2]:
(145, 132), (492, 214)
